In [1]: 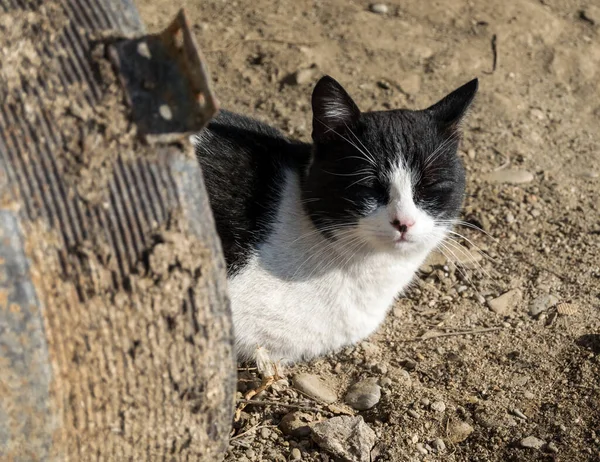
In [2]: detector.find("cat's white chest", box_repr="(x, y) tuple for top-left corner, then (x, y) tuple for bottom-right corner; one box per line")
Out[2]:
(229, 253), (417, 363)
(227, 171), (426, 363)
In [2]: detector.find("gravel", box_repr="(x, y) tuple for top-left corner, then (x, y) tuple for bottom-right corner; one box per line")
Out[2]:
(520, 436), (546, 449)
(311, 416), (376, 462)
(344, 378), (381, 410)
(369, 3), (389, 15)
(293, 373), (337, 404)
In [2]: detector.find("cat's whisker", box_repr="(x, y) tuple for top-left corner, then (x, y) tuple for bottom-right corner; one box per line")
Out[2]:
(443, 230), (497, 264)
(437, 219), (496, 241)
(441, 236), (494, 281)
(436, 241), (486, 301)
(344, 122), (378, 167)
(423, 131), (460, 170)
(314, 117), (376, 166)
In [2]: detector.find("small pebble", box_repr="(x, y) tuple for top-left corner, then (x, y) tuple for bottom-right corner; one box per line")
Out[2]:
(402, 359), (417, 370)
(482, 169), (534, 184)
(344, 378), (381, 410)
(407, 409), (420, 418)
(291, 448), (302, 460)
(520, 436), (545, 449)
(279, 411), (313, 438)
(511, 408), (527, 420)
(431, 401), (446, 413)
(529, 294), (559, 316)
(293, 373), (337, 404)
(136, 41), (151, 59)
(488, 289), (523, 316)
(369, 3), (389, 14)
(287, 68), (316, 86)
(378, 377), (392, 388)
(159, 104), (173, 120)
(432, 438), (446, 452)
(245, 448), (256, 459)
(547, 442), (559, 453)
(416, 443), (428, 455)
(447, 420), (474, 443)
(372, 362), (388, 374)
(420, 398), (431, 407)
(261, 428), (272, 439)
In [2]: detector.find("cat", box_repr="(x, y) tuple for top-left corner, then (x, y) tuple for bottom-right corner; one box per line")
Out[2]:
(195, 75), (478, 367)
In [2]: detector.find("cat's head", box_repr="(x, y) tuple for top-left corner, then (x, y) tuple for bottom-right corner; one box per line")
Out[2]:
(302, 75), (477, 256)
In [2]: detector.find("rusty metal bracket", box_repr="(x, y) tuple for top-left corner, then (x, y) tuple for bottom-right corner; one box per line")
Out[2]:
(108, 9), (219, 144)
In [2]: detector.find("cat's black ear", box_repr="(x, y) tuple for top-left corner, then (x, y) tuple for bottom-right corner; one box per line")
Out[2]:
(311, 76), (361, 142)
(427, 78), (478, 131)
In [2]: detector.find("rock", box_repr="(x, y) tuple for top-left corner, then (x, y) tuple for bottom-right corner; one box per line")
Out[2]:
(360, 341), (380, 357)
(399, 74), (421, 95)
(430, 401), (446, 413)
(529, 294), (559, 316)
(279, 411), (313, 438)
(245, 448), (256, 459)
(420, 251), (447, 273)
(344, 378), (381, 411)
(432, 438), (446, 452)
(260, 427), (272, 439)
(520, 436), (545, 449)
(407, 409), (420, 418)
(488, 289), (522, 315)
(372, 362), (388, 374)
(369, 3), (389, 14)
(311, 416), (376, 462)
(286, 68), (316, 86)
(547, 442), (559, 453)
(511, 408), (527, 420)
(581, 6), (600, 25)
(482, 169), (534, 184)
(454, 248), (483, 269)
(416, 443), (428, 455)
(447, 420), (474, 443)
(293, 373), (337, 404)
(290, 448), (302, 460)
(378, 377), (392, 388)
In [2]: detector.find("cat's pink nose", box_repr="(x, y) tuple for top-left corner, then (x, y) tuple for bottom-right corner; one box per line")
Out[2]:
(390, 218), (415, 233)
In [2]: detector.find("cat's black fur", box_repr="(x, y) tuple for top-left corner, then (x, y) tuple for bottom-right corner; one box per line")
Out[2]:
(195, 76), (477, 275)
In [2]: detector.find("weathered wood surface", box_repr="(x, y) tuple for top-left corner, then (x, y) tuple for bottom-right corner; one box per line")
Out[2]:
(0, 1), (235, 460)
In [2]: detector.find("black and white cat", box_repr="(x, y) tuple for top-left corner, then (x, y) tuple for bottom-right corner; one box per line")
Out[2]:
(195, 76), (478, 366)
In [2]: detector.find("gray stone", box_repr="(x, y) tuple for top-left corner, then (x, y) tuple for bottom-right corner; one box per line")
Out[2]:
(279, 411), (313, 438)
(520, 436), (545, 449)
(432, 438), (446, 452)
(311, 416), (376, 462)
(416, 443), (428, 455)
(488, 289), (523, 315)
(344, 378), (381, 411)
(290, 448), (302, 460)
(369, 3), (389, 14)
(290, 68), (316, 85)
(378, 377), (392, 388)
(293, 373), (337, 404)
(529, 294), (559, 316)
(447, 420), (474, 443)
(482, 169), (534, 184)
(430, 401), (446, 413)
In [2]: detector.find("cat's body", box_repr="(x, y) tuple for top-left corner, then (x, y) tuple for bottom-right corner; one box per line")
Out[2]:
(195, 76), (478, 365)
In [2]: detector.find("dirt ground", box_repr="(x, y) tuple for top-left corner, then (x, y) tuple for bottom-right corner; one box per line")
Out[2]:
(137, 1), (600, 460)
